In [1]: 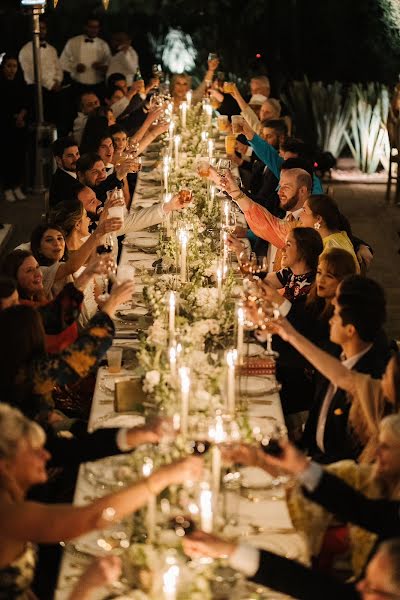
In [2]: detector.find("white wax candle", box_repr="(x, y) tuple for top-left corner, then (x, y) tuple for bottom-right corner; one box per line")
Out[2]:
(226, 350), (236, 414)
(237, 305), (244, 364)
(178, 229), (188, 283)
(180, 101), (187, 129)
(201, 130), (208, 143)
(168, 120), (175, 153)
(142, 459), (156, 543)
(222, 231), (228, 278)
(163, 165), (169, 193)
(223, 199), (230, 227)
(186, 90), (192, 109)
(209, 415), (225, 516)
(174, 135), (181, 169)
(169, 345), (177, 378)
(216, 266), (222, 304)
(208, 184), (215, 213)
(204, 103), (212, 127)
(179, 366), (190, 437)
(168, 290), (176, 340)
(163, 192), (172, 237)
(163, 564), (179, 600)
(199, 484), (213, 533)
(211, 445), (221, 511)
(207, 138), (214, 159)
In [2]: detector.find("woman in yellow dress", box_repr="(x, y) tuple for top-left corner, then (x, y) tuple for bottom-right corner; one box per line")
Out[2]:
(299, 194), (359, 271)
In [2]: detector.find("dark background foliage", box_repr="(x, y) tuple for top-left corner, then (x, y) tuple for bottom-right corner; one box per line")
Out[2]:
(1, 0), (399, 92)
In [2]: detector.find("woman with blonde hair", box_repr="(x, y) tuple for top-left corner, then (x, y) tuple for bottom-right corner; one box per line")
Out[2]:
(0, 404), (202, 598)
(287, 414), (400, 578)
(170, 55), (219, 111)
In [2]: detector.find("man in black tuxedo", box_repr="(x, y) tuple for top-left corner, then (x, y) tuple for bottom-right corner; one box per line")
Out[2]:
(49, 136), (82, 207)
(301, 276), (389, 463)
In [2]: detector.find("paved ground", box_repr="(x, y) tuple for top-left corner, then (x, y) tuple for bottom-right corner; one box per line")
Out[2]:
(0, 182), (399, 338)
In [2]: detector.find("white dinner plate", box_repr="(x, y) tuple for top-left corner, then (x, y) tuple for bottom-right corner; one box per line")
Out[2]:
(244, 376), (277, 396)
(244, 343), (265, 357)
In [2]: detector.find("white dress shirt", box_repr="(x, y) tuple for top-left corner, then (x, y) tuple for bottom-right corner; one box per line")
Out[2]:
(316, 344), (372, 452)
(72, 112), (88, 145)
(60, 35), (111, 85)
(266, 206), (303, 273)
(106, 47), (139, 85)
(19, 41), (63, 90)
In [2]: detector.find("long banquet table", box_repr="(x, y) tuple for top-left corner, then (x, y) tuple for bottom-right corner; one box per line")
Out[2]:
(55, 142), (307, 600)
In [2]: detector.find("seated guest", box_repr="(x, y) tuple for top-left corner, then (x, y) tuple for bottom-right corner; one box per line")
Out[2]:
(30, 214), (121, 298)
(2, 250), (110, 352)
(76, 152), (124, 204)
(80, 105), (116, 154)
(184, 535), (400, 600)
(264, 227), (323, 303)
(105, 79), (146, 120)
(81, 131), (131, 206)
(170, 55), (219, 111)
(237, 117), (324, 194)
(279, 136), (315, 161)
(287, 414), (400, 578)
(72, 90), (101, 145)
(51, 200), (104, 322)
(0, 279), (132, 423)
(262, 227), (323, 419)
(272, 277), (394, 463)
(110, 123), (137, 198)
(220, 167), (373, 270)
(305, 248), (358, 345)
(249, 74), (271, 98)
(2, 249), (47, 304)
(238, 119), (287, 199)
(0, 403), (202, 598)
(300, 194), (359, 270)
(182, 443), (400, 600)
(232, 437), (400, 539)
(0, 277), (19, 309)
(49, 136), (81, 206)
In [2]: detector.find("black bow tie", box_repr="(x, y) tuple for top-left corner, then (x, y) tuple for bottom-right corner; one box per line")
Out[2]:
(84, 38), (94, 43)
(40, 42), (47, 48)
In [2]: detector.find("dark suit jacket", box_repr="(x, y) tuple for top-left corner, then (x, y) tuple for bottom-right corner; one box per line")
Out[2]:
(94, 171), (123, 204)
(49, 168), (82, 207)
(306, 469), (400, 539)
(251, 548), (359, 600)
(301, 340), (389, 463)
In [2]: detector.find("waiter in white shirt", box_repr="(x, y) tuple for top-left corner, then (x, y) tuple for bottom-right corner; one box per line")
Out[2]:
(60, 16), (111, 97)
(107, 32), (139, 86)
(18, 18), (63, 126)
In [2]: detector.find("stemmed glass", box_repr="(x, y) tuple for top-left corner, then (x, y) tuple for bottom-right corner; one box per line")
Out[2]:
(96, 235), (116, 302)
(216, 158), (231, 198)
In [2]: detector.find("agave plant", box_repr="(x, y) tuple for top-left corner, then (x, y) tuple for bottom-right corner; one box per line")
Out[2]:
(282, 77), (352, 157)
(281, 77), (318, 149)
(344, 83), (390, 174)
(309, 81), (353, 157)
